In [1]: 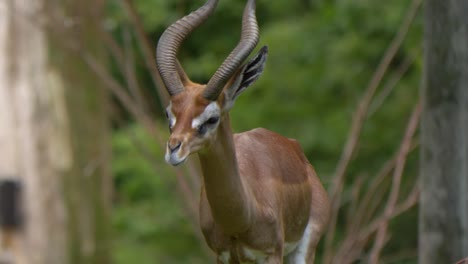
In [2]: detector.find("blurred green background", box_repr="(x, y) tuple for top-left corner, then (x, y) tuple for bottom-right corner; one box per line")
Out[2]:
(106, 0), (421, 263)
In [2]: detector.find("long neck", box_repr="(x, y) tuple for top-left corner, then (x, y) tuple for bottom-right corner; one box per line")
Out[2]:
(198, 114), (254, 234)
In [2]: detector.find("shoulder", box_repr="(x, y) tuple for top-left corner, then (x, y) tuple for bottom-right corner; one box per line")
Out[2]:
(234, 128), (304, 154)
(235, 127), (285, 141)
(234, 128), (310, 181)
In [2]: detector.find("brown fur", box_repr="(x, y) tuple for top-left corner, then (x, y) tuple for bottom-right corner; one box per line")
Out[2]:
(166, 84), (330, 263)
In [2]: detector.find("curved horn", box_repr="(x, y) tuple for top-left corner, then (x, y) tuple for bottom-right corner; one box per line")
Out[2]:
(156, 0), (219, 96)
(202, 0), (259, 101)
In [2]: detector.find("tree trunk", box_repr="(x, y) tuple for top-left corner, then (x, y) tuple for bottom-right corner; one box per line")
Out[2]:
(0, 0), (111, 263)
(419, 0), (468, 263)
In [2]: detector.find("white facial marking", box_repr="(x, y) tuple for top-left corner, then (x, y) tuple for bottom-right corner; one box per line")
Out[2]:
(165, 146), (185, 166)
(191, 101), (220, 129)
(166, 102), (176, 128)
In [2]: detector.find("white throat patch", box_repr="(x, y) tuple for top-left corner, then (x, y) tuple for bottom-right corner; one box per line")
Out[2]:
(192, 102), (221, 129)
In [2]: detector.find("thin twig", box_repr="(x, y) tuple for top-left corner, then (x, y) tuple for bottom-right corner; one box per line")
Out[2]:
(352, 140), (418, 233)
(97, 25), (153, 117)
(81, 51), (203, 221)
(120, 0), (202, 190)
(361, 185), (419, 242)
(322, 0), (423, 261)
(25, 2), (207, 253)
(99, 27), (126, 66)
(122, 25), (148, 113)
(120, 0), (169, 106)
(333, 184), (419, 264)
(368, 55), (415, 117)
(24, 3), (210, 256)
(368, 102), (421, 263)
(82, 53), (146, 122)
(43, 10), (202, 223)
(345, 175), (364, 231)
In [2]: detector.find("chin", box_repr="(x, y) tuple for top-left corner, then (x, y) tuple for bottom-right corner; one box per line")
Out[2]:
(165, 154), (187, 166)
(168, 159), (185, 166)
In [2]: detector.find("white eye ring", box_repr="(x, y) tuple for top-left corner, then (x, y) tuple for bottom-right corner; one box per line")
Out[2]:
(192, 102), (221, 129)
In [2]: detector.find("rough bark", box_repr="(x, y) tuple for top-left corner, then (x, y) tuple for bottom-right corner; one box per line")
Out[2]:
(419, 0), (468, 263)
(0, 0), (111, 263)
(0, 1), (64, 263)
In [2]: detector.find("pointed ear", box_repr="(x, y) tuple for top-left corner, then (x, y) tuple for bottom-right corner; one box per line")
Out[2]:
(223, 46), (268, 109)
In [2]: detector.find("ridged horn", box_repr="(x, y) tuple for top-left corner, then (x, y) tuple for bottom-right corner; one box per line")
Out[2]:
(156, 0), (219, 96)
(202, 0), (259, 101)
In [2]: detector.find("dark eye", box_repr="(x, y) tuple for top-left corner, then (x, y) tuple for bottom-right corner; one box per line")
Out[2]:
(206, 116), (219, 125)
(197, 116), (219, 135)
(165, 112), (173, 132)
(198, 125), (207, 135)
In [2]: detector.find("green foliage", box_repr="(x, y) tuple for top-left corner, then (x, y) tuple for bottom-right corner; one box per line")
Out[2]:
(111, 125), (210, 264)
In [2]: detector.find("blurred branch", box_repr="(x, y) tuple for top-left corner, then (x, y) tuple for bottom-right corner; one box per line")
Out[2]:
(368, 102), (421, 264)
(97, 25), (153, 116)
(122, 25), (148, 113)
(333, 178), (419, 264)
(119, 0), (202, 191)
(368, 55), (415, 117)
(99, 26), (125, 66)
(31, 6), (204, 235)
(322, 0), (422, 261)
(81, 43), (202, 229)
(82, 53), (152, 128)
(120, 0), (169, 106)
(352, 140), (419, 232)
(330, 104), (421, 263)
(332, 139), (419, 263)
(344, 175), (364, 230)
(360, 183), (419, 245)
(99, 24), (156, 117)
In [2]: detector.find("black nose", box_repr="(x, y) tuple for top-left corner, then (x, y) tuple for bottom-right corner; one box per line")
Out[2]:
(168, 141), (181, 153)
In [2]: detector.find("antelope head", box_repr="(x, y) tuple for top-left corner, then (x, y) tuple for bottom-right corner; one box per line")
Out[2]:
(157, 0), (268, 166)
